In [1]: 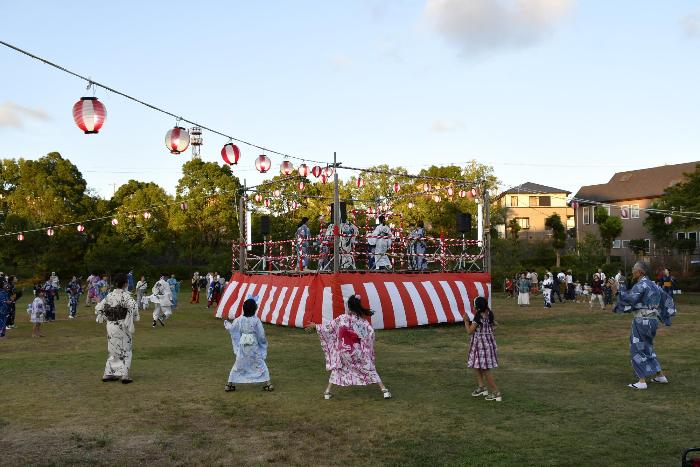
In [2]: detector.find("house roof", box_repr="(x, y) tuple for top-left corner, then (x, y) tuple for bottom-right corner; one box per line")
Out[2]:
(498, 182), (571, 198)
(574, 161), (700, 203)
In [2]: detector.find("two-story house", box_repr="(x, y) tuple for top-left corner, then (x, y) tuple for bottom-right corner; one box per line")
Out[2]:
(573, 161), (700, 257)
(495, 182), (574, 239)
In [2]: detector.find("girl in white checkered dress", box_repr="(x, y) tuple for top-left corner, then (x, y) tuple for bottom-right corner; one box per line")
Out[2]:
(466, 297), (501, 401)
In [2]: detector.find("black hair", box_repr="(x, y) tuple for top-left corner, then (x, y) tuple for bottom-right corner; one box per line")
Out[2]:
(417, 220), (424, 228)
(242, 298), (258, 317)
(297, 217), (309, 228)
(347, 295), (373, 317)
(378, 215), (386, 225)
(471, 296), (494, 325)
(114, 273), (128, 289)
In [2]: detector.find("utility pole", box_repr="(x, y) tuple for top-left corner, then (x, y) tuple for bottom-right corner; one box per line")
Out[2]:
(238, 180), (247, 273)
(483, 187), (491, 274)
(333, 152), (341, 273)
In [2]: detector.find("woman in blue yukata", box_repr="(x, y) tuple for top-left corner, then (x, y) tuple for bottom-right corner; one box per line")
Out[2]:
(224, 296), (274, 393)
(613, 261), (676, 390)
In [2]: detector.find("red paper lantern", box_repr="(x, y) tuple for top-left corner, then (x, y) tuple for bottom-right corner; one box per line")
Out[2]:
(47, 228), (54, 236)
(298, 163), (309, 177)
(180, 202), (188, 211)
(291, 201), (299, 209)
(324, 166), (334, 178)
(665, 216), (673, 225)
(72, 97), (106, 134)
(367, 207), (375, 215)
(393, 182), (400, 194)
(143, 212), (152, 220)
(17, 233), (24, 241)
(571, 201), (578, 210)
(357, 177), (365, 188)
(165, 126), (190, 154)
(447, 187), (454, 197)
(273, 189), (281, 198)
(467, 187), (478, 199)
(254, 193), (263, 202)
(255, 154), (272, 173)
(311, 165), (322, 178)
(77, 224), (85, 232)
(423, 183), (431, 193)
(264, 199), (271, 208)
(221, 143), (240, 165)
(111, 218), (119, 226)
(298, 181), (305, 190)
(458, 189), (467, 198)
(433, 195), (442, 203)
(320, 175), (328, 184)
(280, 160), (294, 175)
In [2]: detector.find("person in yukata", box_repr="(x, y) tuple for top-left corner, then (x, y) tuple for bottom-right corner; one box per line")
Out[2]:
(95, 273), (139, 384)
(190, 272), (200, 304)
(319, 222), (335, 271)
(207, 277), (222, 309)
(306, 294), (392, 400)
(65, 276), (82, 319)
(516, 272), (530, 306)
(612, 261), (676, 390)
(135, 276), (148, 310)
(97, 275), (109, 301)
(150, 275), (173, 327)
(0, 277), (10, 338)
(43, 274), (57, 322)
(127, 269), (135, 292)
(167, 274), (180, 308)
(409, 221), (427, 271)
(223, 296), (274, 392)
(295, 217), (312, 270)
(5, 275), (20, 330)
(368, 216), (393, 270)
(50, 271), (60, 300)
(29, 289), (46, 337)
(339, 216), (359, 270)
(542, 272), (553, 308)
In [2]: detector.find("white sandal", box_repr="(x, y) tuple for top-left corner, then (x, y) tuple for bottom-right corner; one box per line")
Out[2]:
(324, 391), (332, 400)
(382, 389), (392, 399)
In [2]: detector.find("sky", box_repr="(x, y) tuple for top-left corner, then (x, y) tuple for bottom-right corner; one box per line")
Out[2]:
(1, 0), (699, 199)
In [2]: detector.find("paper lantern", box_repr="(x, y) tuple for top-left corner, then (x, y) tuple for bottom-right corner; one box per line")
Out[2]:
(280, 160), (294, 175)
(320, 174), (328, 184)
(571, 201), (578, 210)
(407, 202), (414, 209)
(77, 224), (85, 232)
(311, 165), (322, 178)
(324, 166), (334, 178)
(458, 189), (467, 198)
(264, 199), (271, 208)
(72, 97), (106, 134)
(111, 218), (119, 226)
(447, 187), (454, 197)
(298, 181), (305, 190)
(357, 177), (365, 188)
(433, 195), (442, 203)
(255, 154), (272, 173)
(180, 202), (188, 211)
(143, 212), (152, 220)
(291, 201), (299, 209)
(17, 233), (24, 241)
(298, 163), (309, 177)
(273, 189), (281, 198)
(221, 143), (240, 165)
(468, 187), (478, 199)
(665, 216), (673, 225)
(367, 207), (375, 215)
(423, 183), (431, 193)
(47, 228), (54, 236)
(165, 126), (190, 154)
(393, 182), (400, 194)
(254, 193), (263, 202)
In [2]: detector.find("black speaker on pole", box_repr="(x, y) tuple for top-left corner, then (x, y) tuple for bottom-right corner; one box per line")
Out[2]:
(329, 202), (348, 223)
(457, 213), (472, 233)
(260, 215), (270, 235)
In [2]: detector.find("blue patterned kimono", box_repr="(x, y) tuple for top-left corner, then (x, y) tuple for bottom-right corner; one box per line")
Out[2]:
(225, 315), (270, 383)
(168, 278), (180, 308)
(0, 287), (9, 337)
(65, 281), (83, 318)
(616, 276), (676, 379)
(43, 281), (57, 321)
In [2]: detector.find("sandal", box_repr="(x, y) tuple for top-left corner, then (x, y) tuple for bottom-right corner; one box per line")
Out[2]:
(224, 383), (236, 392)
(324, 391), (332, 400)
(382, 389), (392, 399)
(262, 384), (274, 392)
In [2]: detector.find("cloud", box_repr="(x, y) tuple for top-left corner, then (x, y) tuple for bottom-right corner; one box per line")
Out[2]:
(681, 10), (700, 37)
(431, 119), (464, 132)
(424, 0), (574, 56)
(0, 101), (50, 128)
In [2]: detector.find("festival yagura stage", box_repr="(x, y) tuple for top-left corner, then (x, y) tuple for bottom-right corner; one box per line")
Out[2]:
(215, 272), (491, 329)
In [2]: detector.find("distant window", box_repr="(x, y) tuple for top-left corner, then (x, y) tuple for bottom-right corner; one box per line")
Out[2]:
(677, 232), (686, 240)
(689, 232), (698, 245)
(529, 196), (539, 207)
(566, 216), (575, 228)
(603, 205), (611, 215)
(612, 239), (621, 249)
(510, 196), (518, 207)
(592, 206), (596, 224)
(631, 204), (640, 218)
(644, 239), (651, 253)
(622, 240), (630, 249)
(539, 196), (551, 207)
(620, 205), (630, 219)
(583, 207), (590, 225)
(515, 217), (530, 229)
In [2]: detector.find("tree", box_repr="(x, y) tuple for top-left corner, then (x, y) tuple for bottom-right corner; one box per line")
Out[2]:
(545, 213), (567, 267)
(507, 218), (521, 240)
(675, 237), (696, 274)
(111, 180), (173, 249)
(628, 239), (647, 259)
(595, 207), (623, 264)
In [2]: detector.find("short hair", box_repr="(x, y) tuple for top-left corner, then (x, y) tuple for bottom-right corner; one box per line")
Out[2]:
(114, 273), (128, 288)
(632, 261), (650, 277)
(242, 298), (258, 317)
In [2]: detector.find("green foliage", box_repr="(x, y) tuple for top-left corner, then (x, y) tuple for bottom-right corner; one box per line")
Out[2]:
(507, 218), (521, 239)
(595, 207), (623, 263)
(645, 164), (700, 245)
(628, 239), (647, 256)
(675, 237), (697, 254)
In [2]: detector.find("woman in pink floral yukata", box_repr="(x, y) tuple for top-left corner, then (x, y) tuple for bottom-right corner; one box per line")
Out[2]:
(306, 295), (392, 400)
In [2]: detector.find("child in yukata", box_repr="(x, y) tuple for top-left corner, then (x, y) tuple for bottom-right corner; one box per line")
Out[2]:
(307, 295), (392, 400)
(29, 289), (46, 337)
(574, 282), (583, 303)
(224, 296), (274, 392)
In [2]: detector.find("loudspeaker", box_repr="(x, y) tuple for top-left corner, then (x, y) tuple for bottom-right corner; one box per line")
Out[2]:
(457, 213), (472, 233)
(260, 215), (270, 235)
(329, 202), (348, 223)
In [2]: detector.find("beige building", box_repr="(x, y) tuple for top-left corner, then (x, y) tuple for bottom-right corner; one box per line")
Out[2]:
(573, 161), (700, 257)
(495, 182), (574, 239)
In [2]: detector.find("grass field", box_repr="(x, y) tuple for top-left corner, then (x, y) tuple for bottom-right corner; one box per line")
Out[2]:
(2, 290), (699, 466)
